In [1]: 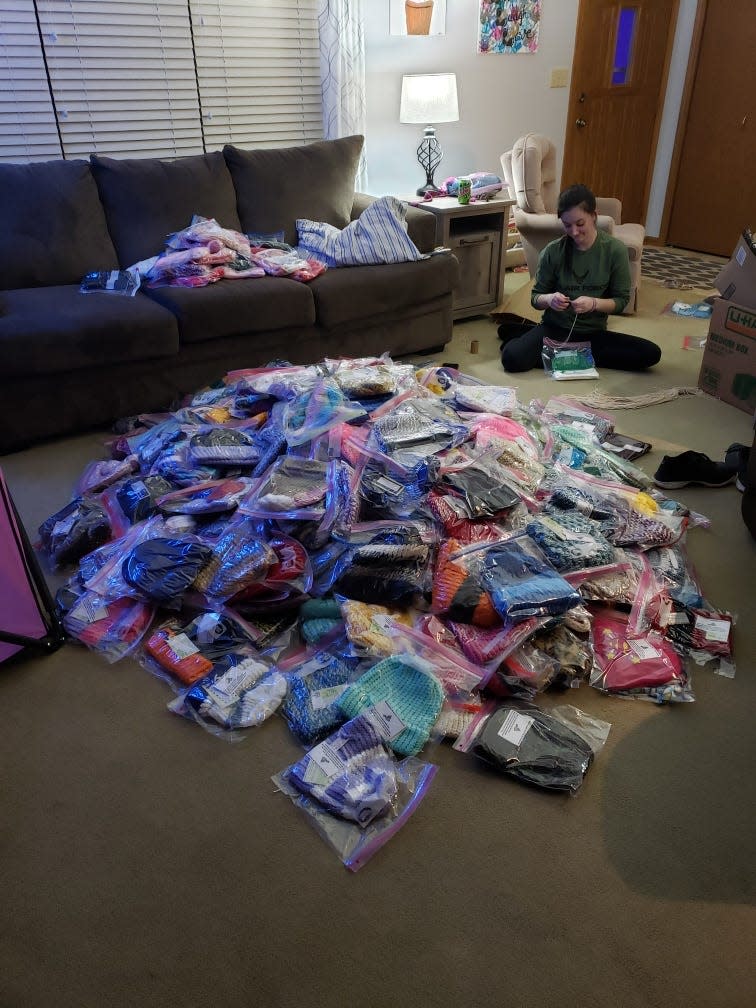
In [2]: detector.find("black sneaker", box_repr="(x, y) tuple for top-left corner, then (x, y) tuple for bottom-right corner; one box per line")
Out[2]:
(724, 443), (751, 493)
(653, 450), (738, 489)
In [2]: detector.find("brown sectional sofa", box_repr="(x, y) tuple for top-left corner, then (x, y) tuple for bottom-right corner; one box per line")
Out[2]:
(0, 136), (458, 455)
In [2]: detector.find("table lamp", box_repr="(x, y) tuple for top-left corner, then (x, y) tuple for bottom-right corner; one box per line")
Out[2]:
(399, 72), (459, 196)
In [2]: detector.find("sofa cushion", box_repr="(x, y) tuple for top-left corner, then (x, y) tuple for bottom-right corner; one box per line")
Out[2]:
(143, 275), (316, 345)
(0, 287), (179, 378)
(308, 253), (459, 329)
(90, 151), (242, 268)
(224, 136), (364, 246)
(0, 160), (119, 290)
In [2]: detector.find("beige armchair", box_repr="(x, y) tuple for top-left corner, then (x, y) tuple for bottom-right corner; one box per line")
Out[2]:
(501, 133), (644, 314)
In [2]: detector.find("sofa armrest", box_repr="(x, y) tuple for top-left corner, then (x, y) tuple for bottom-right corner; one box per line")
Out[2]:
(351, 192), (437, 253)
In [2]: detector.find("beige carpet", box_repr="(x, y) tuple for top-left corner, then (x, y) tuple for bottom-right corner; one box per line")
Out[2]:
(1, 271), (754, 1008)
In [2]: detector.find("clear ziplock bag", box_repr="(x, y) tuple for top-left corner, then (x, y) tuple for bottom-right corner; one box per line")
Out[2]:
(479, 533), (583, 622)
(282, 377), (366, 447)
(37, 496), (111, 569)
(331, 522), (434, 608)
(168, 653), (286, 735)
(542, 337), (599, 380)
(188, 427), (261, 466)
(524, 508), (616, 573)
(240, 456), (329, 521)
(455, 701), (610, 794)
(437, 449), (525, 518)
(62, 589), (154, 663)
(273, 724), (437, 871)
(277, 645), (360, 746)
(432, 537), (503, 627)
(369, 391), (469, 467)
(590, 608), (694, 703)
(424, 489), (527, 545)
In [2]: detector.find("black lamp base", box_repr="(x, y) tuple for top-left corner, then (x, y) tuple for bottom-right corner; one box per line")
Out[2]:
(415, 127), (444, 198)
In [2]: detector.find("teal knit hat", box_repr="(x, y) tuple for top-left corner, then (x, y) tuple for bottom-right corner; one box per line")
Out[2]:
(337, 654), (444, 757)
(298, 597), (344, 645)
(300, 617), (343, 644)
(299, 598), (342, 620)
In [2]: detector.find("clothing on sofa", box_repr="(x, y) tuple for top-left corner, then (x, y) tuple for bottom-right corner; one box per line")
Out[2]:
(0, 138), (460, 455)
(136, 216), (326, 288)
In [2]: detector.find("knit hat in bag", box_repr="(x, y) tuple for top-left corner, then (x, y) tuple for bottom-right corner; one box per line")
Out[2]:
(337, 654), (444, 757)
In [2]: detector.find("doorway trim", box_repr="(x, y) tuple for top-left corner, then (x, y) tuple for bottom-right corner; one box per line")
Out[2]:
(658, 0), (707, 245)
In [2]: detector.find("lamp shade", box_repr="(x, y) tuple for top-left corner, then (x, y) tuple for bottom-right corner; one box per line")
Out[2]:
(399, 73), (459, 125)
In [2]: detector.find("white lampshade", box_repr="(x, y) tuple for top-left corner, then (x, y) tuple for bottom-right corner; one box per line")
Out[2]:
(399, 73), (459, 125)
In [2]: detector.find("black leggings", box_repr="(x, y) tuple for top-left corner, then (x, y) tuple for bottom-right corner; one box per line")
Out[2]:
(501, 321), (661, 374)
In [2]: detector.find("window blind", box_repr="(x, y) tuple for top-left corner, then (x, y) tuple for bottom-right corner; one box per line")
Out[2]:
(0, 1), (324, 163)
(36, 0), (204, 158)
(190, 0), (323, 150)
(0, 1), (62, 161)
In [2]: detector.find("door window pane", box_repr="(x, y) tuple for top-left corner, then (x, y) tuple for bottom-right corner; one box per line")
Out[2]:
(611, 6), (637, 86)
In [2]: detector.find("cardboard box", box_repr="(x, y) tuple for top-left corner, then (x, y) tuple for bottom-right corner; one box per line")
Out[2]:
(715, 233), (756, 310)
(698, 298), (756, 414)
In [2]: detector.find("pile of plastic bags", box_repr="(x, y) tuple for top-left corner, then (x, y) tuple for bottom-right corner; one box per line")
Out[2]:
(37, 354), (736, 869)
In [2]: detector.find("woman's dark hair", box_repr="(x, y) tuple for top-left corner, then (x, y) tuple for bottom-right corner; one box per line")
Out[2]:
(557, 183), (597, 218)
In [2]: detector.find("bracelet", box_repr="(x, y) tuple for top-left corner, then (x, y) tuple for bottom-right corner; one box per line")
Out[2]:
(591, 297), (597, 312)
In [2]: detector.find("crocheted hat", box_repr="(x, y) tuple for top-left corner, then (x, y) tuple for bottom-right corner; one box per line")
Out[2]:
(300, 617), (343, 644)
(287, 714), (397, 826)
(299, 597), (342, 621)
(298, 598), (345, 645)
(280, 655), (352, 745)
(337, 654), (444, 757)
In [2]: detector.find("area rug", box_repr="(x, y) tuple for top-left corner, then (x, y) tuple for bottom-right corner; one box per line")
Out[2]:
(641, 246), (724, 289)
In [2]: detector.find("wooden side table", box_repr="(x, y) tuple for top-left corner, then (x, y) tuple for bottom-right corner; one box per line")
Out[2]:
(400, 194), (515, 319)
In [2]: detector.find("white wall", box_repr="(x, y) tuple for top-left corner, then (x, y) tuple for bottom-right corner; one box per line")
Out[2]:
(363, 0), (697, 238)
(363, 0), (579, 198)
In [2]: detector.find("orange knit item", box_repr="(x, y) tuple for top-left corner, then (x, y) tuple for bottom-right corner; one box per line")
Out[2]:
(145, 628), (213, 685)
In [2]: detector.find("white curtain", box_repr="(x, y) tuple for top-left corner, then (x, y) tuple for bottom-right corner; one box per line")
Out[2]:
(318, 0), (368, 191)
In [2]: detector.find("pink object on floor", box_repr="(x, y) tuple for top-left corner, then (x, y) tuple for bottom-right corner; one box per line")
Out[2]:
(0, 469), (63, 663)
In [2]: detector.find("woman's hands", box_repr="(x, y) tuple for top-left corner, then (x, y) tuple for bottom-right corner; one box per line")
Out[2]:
(570, 295), (597, 314)
(545, 291), (571, 311)
(540, 293), (600, 313)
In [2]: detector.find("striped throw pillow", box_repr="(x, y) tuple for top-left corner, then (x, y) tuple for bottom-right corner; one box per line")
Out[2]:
(296, 195), (426, 267)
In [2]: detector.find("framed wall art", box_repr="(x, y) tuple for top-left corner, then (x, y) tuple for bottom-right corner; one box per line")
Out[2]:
(478, 0), (541, 53)
(390, 0), (447, 37)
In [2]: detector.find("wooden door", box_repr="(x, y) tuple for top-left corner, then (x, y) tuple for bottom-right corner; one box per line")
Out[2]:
(666, 0), (756, 256)
(562, 0), (679, 225)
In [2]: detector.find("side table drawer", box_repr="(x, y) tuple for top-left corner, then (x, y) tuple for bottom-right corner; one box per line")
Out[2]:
(449, 229), (497, 311)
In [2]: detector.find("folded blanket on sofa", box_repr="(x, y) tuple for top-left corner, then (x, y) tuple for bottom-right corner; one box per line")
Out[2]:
(296, 195), (426, 267)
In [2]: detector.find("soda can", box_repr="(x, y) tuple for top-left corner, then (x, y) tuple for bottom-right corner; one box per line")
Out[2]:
(457, 177), (472, 205)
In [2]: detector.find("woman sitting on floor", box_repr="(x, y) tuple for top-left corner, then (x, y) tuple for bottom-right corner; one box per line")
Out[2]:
(500, 183), (661, 373)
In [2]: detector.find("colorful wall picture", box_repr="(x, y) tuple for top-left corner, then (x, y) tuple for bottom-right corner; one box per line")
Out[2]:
(478, 1), (541, 53)
(390, 0), (447, 37)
